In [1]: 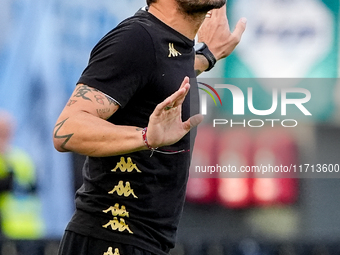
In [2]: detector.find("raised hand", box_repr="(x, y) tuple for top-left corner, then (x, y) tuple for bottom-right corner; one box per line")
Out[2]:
(146, 77), (203, 148)
(198, 4), (247, 61)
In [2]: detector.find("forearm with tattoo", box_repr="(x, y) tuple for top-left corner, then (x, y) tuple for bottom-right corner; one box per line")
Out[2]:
(54, 118), (74, 151)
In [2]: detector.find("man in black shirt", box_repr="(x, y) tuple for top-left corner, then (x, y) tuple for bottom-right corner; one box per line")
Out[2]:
(54, 1), (246, 254)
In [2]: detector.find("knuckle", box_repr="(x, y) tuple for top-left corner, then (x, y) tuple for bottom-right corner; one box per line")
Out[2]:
(230, 34), (241, 44)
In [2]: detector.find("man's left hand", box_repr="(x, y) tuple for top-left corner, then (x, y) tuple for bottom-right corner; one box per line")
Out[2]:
(198, 4), (247, 61)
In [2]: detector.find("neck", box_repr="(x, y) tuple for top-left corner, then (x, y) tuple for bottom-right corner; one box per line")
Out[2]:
(148, 2), (206, 40)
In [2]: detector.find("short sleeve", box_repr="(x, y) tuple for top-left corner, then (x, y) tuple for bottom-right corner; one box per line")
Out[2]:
(77, 22), (156, 108)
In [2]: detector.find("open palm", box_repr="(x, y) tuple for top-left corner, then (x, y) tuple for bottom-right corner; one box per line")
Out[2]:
(146, 77), (203, 148)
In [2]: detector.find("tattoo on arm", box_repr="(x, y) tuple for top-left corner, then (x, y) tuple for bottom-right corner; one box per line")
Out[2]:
(67, 100), (77, 107)
(136, 127), (143, 131)
(94, 95), (105, 105)
(106, 96), (119, 106)
(54, 118), (74, 151)
(74, 85), (95, 101)
(97, 108), (111, 118)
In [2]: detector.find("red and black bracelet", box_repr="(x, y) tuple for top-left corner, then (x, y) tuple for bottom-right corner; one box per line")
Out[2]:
(142, 127), (158, 154)
(142, 127), (190, 157)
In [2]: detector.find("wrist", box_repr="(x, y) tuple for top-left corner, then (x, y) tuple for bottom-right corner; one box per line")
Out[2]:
(142, 127), (158, 151)
(194, 42), (217, 72)
(194, 55), (209, 76)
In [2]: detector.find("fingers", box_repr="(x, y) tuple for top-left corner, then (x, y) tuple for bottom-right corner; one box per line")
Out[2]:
(174, 77), (191, 107)
(183, 114), (204, 131)
(232, 17), (247, 43)
(179, 76), (190, 89)
(153, 77), (190, 117)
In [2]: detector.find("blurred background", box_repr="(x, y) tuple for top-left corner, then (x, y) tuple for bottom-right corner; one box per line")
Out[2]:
(0, 0), (339, 254)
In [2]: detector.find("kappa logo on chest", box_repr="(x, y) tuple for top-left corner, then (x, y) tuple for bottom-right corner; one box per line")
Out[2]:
(168, 43), (182, 57)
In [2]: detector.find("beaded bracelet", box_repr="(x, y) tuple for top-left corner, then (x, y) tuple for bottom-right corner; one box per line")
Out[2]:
(142, 127), (190, 157)
(142, 127), (158, 156)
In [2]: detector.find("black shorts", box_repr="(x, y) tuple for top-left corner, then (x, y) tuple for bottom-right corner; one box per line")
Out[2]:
(58, 231), (156, 255)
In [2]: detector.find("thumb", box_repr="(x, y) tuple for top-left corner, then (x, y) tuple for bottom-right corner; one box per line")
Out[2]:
(183, 114), (204, 131)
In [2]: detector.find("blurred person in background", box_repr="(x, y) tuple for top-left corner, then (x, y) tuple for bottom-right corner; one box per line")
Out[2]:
(54, 0), (246, 255)
(0, 111), (15, 195)
(0, 110), (44, 254)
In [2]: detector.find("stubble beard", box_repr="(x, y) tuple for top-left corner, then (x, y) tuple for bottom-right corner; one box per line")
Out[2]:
(175, 0), (226, 15)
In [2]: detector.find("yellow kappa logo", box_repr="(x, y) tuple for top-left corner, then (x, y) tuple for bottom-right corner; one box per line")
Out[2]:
(112, 157), (141, 173)
(103, 247), (120, 255)
(108, 181), (138, 198)
(102, 217), (133, 234)
(168, 43), (182, 57)
(103, 203), (130, 218)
